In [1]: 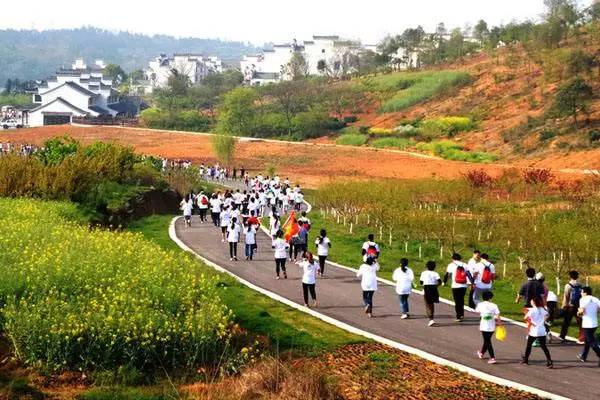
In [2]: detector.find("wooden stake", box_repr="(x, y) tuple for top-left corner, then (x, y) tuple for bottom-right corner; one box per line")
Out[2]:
(418, 244), (422, 259)
(405, 241), (408, 253)
(349, 222), (353, 234)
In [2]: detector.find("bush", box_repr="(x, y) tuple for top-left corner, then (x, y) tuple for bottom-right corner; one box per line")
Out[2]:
(335, 134), (368, 146)
(393, 124), (419, 137)
(255, 113), (288, 137)
(291, 109), (332, 139)
(539, 130), (557, 141)
(464, 169), (494, 188)
(523, 169), (554, 185)
(370, 137), (415, 150)
(417, 141), (498, 163)
(140, 108), (211, 132)
(589, 130), (600, 143)
(358, 126), (370, 135)
(343, 115), (358, 124)
(420, 117), (474, 138)
(368, 127), (395, 136)
(0, 198), (232, 373)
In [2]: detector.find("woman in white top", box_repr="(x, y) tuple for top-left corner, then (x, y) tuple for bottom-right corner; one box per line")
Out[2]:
(420, 261), (442, 326)
(227, 217), (241, 261)
(523, 297), (553, 368)
(244, 224), (257, 261)
(219, 206), (231, 242)
(270, 215), (281, 238)
(272, 230), (289, 279)
(209, 194), (222, 227)
(392, 258), (414, 319)
(297, 252), (320, 308)
(181, 195), (194, 227)
(357, 257), (380, 317)
(475, 291), (501, 364)
(315, 229), (331, 276)
(197, 191), (209, 223)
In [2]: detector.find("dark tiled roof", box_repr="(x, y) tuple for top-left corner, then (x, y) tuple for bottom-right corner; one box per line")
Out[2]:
(89, 105), (113, 115)
(108, 97), (147, 116)
(253, 72), (279, 80)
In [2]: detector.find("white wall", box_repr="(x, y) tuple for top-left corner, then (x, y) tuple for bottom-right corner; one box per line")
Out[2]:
(39, 85), (92, 115)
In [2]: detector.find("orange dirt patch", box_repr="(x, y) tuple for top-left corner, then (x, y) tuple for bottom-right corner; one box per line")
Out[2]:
(1, 125), (585, 188)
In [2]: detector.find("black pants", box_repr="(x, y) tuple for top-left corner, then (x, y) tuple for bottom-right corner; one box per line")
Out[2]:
(302, 283), (317, 304)
(582, 327), (600, 360)
(452, 287), (467, 319)
(294, 243), (306, 260)
(547, 301), (557, 324)
(481, 331), (495, 358)
(468, 287), (476, 309)
(524, 335), (552, 363)
(560, 305), (583, 341)
(211, 212), (220, 226)
(275, 258), (286, 276)
(363, 290), (375, 313)
(199, 208), (207, 222)
(318, 255), (327, 275)
(229, 242), (238, 258)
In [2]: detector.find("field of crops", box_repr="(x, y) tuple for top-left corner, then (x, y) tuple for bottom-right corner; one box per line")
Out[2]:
(0, 198), (232, 373)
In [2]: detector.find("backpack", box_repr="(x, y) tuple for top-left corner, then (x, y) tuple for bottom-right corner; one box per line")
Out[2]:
(569, 283), (582, 307)
(366, 244), (379, 258)
(481, 265), (492, 284)
(201, 196), (208, 205)
(454, 264), (468, 284)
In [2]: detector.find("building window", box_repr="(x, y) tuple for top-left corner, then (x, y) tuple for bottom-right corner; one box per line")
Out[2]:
(34, 95), (42, 103)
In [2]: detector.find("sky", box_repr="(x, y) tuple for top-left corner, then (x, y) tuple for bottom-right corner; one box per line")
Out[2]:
(2, 0), (594, 45)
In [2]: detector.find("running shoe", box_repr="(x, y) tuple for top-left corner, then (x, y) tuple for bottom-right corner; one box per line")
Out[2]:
(428, 320), (436, 327)
(401, 314), (408, 319)
(477, 350), (483, 359)
(488, 358), (497, 364)
(577, 353), (586, 362)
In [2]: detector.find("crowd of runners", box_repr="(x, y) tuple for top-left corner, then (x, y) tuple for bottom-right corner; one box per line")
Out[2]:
(179, 168), (600, 371)
(0, 142), (39, 156)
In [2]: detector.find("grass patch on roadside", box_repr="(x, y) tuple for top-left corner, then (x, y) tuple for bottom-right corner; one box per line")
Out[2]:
(370, 137), (415, 150)
(417, 140), (498, 163)
(128, 215), (366, 355)
(335, 133), (368, 146)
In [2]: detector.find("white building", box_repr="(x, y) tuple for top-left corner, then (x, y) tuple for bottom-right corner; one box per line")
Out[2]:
(145, 53), (224, 91)
(27, 59), (140, 127)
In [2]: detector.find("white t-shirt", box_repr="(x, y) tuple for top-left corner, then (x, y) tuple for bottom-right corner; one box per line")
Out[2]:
(210, 198), (221, 213)
(299, 261), (320, 284)
(475, 261), (495, 289)
(244, 227), (256, 245)
(467, 258), (480, 277)
(315, 237), (331, 256)
(392, 267), (414, 295)
(197, 195), (209, 209)
(547, 291), (558, 303)
(181, 199), (194, 216)
(446, 261), (469, 289)
(476, 301), (500, 332)
(361, 241), (380, 261)
(227, 224), (240, 242)
(526, 307), (548, 337)
(220, 210), (231, 227)
(580, 296), (600, 329)
(357, 263), (379, 291)
(295, 193), (304, 204)
(270, 220), (281, 236)
(272, 238), (289, 259)
(420, 270), (441, 286)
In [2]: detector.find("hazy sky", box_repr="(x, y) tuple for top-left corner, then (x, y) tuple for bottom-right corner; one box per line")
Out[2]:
(3, 0), (593, 45)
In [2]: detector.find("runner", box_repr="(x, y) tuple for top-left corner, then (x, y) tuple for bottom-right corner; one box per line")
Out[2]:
(420, 261), (442, 327)
(361, 234), (380, 262)
(577, 287), (600, 366)
(219, 205), (231, 243)
(392, 258), (414, 319)
(272, 230), (289, 280)
(472, 253), (495, 307)
(560, 270), (585, 344)
(180, 195), (194, 227)
(522, 297), (554, 368)
(244, 223), (257, 261)
(197, 191), (209, 223)
(357, 257), (379, 318)
(444, 253), (470, 322)
(467, 250), (482, 308)
(297, 251), (320, 308)
(210, 193), (222, 227)
(315, 229), (331, 276)
(227, 217), (240, 261)
(476, 291), (501, 364)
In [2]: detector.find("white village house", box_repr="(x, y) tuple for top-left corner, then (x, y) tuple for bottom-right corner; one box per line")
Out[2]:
(27, 59), (142, 127)
(145, 53), (224, 92)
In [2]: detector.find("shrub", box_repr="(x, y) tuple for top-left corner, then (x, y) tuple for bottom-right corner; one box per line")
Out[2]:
(343, 115), (358, 124)
(255, 113), (288, 137)
(420, 117), (474, 138)
(368, 127), (395, 136)
(417, 141), (498, 163)
(393, 124), (419, 137)
(292, 109), (333, 139)
(589, 130), (600, 143)
(140, 108), (211, 132)
(0, 198), (233, 373)
(523, 169), (554, 185)
(539, 130), (556, 141)
(370, 137), (415, 150)
(358, 126), (370, 135)
(335, 134), (368, 146)
(464, 169), (494, 188)
(212, 134), (237, 165)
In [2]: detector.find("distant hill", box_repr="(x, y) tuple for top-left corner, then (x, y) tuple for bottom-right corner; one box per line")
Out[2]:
(0, 27), (258, 83)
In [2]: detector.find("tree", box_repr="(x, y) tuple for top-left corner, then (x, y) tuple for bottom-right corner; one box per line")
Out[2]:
(323, 84), (365, 120)
(565, 49), (595, 77)
(261, 80), (314, 134)
(103, 64), (128, 86)
(473, 20), (490, 45)
(285, 52), (309, 80)
(212, 133), (237, 165)
(167, 70), (190, 97)
(552, 77), (593, 127)
(216, 87), (257, 136)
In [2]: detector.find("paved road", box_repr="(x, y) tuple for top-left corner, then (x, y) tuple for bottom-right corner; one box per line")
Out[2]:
(174, 215), (598, 400)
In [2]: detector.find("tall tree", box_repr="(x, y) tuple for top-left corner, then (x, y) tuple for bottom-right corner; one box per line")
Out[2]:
(473, 20), (490, 44)
(552, 77), (593, 127)
(103, 64), (127, 86)
(216, 87), (257, 136)
(284, 52), (309, 80)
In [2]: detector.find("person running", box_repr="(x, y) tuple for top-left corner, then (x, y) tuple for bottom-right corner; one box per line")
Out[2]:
(269, 215), (281, 238)
(197, 191), (209, 223)
(361, 234), (380, 262)
(560, 270), (585, 344)
(522, 297), (553, 368)
(315, 229), (331, 276)
(444, 253), (470, 322)
(420, 261), (442, 327)
(357, 257), (379, 318)
(476, 291), (501, 364)
(210, 193), (222, 227)
(392, 258), (414, 319)
(227, 217), (240, 261)
(516, 267), (545, 307)
(298, 252), (320, 308)
(219, 206), (231, 243)
(244, 223), (257, 261)
(472, 253), (495, 307)
(576, 287), (600, 366)
(467, 250), (482, 308)
(293, 221), (308, 261)
(272, 230), (289, 280)
(181, 195), (194, 227)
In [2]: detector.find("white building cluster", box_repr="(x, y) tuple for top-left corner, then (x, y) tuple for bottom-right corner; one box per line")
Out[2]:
(240, 35), (418, 86)
(145, 53), (224, 91)
(27, 59), (139, 127)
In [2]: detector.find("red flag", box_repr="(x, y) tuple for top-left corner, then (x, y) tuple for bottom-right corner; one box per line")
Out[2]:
(282, 211), (299, 242)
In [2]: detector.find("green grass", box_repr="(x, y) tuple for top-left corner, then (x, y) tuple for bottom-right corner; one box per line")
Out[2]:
(419, 116), (475, 138)
(362, 71), (472, 113)
(370, 137), (415, 150)
(0, 93), (31, 107)
(335, 133), (368, 146)
(128, 215), (365, 355)
(78, 386), (173, 400)
(417, 140), (498, 163)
